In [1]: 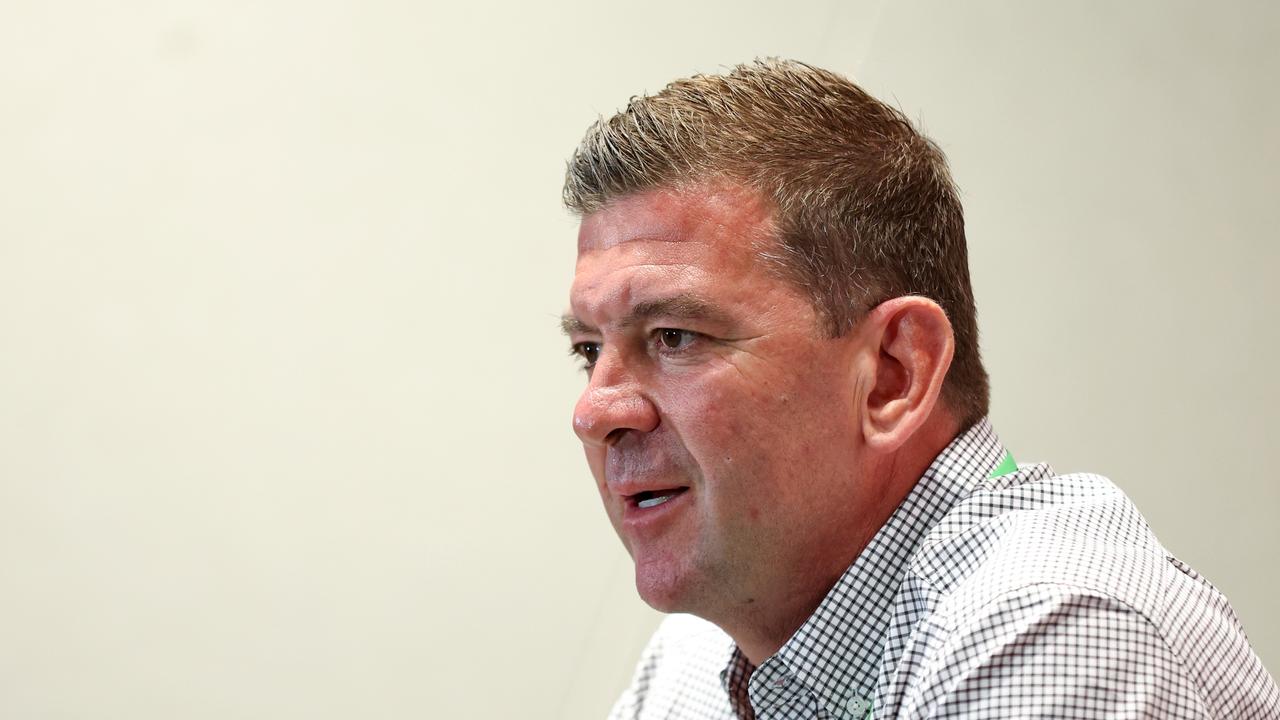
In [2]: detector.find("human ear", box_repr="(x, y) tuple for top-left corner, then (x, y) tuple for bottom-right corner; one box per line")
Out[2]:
(859, 296), (955, 452)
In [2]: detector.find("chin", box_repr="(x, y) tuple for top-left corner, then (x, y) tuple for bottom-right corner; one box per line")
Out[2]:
(634, 556), (686, 604)
(632, 554), (699, 614)
(635, 580), (684, 613)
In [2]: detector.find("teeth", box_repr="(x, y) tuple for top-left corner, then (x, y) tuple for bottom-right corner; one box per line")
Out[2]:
(637, 493), (674, 509)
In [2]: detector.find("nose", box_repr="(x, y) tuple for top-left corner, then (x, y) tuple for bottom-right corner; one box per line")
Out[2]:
(572, 353), (659, 447)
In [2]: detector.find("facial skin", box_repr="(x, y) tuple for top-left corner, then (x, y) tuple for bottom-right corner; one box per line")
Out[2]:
(565, 183), (959, 663)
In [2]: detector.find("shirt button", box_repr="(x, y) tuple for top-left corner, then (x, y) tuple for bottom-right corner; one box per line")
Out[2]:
(845, 696), (871, 717)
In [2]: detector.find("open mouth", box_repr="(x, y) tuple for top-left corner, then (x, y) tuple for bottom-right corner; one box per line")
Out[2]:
(628, 487), (688, 510)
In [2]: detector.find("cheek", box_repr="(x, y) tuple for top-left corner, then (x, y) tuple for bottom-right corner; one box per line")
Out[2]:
(692, 369), (814, 452)
(696, 364), (855, 487)
(682, 372), (800, 486)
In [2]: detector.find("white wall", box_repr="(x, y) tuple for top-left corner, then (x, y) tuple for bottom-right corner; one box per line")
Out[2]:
(1, 1), (1274, 717)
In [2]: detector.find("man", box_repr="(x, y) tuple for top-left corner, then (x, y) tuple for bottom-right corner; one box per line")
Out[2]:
(559, 60), (1278, 719)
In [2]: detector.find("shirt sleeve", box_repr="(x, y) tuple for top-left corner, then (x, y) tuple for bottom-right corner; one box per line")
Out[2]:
(901, 585), (1213, 719)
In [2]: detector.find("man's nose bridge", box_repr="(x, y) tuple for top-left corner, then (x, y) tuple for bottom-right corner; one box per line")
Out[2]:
(574, 349), (649, 441)
(582, 350), (640, 414)
(588, 346), (631, 391)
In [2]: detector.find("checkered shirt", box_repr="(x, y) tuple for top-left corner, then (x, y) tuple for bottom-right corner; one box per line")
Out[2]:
(606, 419), (1280, 719)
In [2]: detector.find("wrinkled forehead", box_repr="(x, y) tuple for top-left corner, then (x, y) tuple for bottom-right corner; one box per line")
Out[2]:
(575, 184), (775, 258)
(568, 184), (786, 325)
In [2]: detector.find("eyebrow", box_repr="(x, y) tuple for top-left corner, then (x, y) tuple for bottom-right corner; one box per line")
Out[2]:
(560, 294), (731, 336)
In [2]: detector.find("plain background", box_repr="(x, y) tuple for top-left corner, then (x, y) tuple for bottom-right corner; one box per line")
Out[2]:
(2, 1), (1276, 717)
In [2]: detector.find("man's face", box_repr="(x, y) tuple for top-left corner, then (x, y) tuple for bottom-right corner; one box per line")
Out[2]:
(566, 184), (869, 618)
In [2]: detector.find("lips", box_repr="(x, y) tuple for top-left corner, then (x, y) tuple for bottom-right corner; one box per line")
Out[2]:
(628, 487), (689, 509)
(620, 486), (691, 534)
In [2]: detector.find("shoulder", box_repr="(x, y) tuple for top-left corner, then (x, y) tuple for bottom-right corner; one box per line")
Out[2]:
(891, 467), (1280, 719)
(892, 582), (1211, 718)
(914, 469), (1171, 613)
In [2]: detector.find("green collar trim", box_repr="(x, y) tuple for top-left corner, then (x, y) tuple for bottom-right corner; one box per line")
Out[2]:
(988, 450), (1018, 479)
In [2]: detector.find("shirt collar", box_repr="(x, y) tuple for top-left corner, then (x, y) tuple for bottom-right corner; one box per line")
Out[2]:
(734, 418), (1007, 715)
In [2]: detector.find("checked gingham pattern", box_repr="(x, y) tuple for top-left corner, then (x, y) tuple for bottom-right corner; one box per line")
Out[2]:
(607, 419), (1280, 719)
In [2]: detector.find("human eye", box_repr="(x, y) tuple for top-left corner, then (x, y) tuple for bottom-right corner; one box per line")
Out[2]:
(654, 328), (701, 353)
(569, 341), (601, 369)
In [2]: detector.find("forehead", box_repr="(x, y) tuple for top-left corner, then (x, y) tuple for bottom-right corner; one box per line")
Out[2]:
(573, 184), (778, 322)
(576, 184), (773, 256)
(570, 185), (781, 323)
